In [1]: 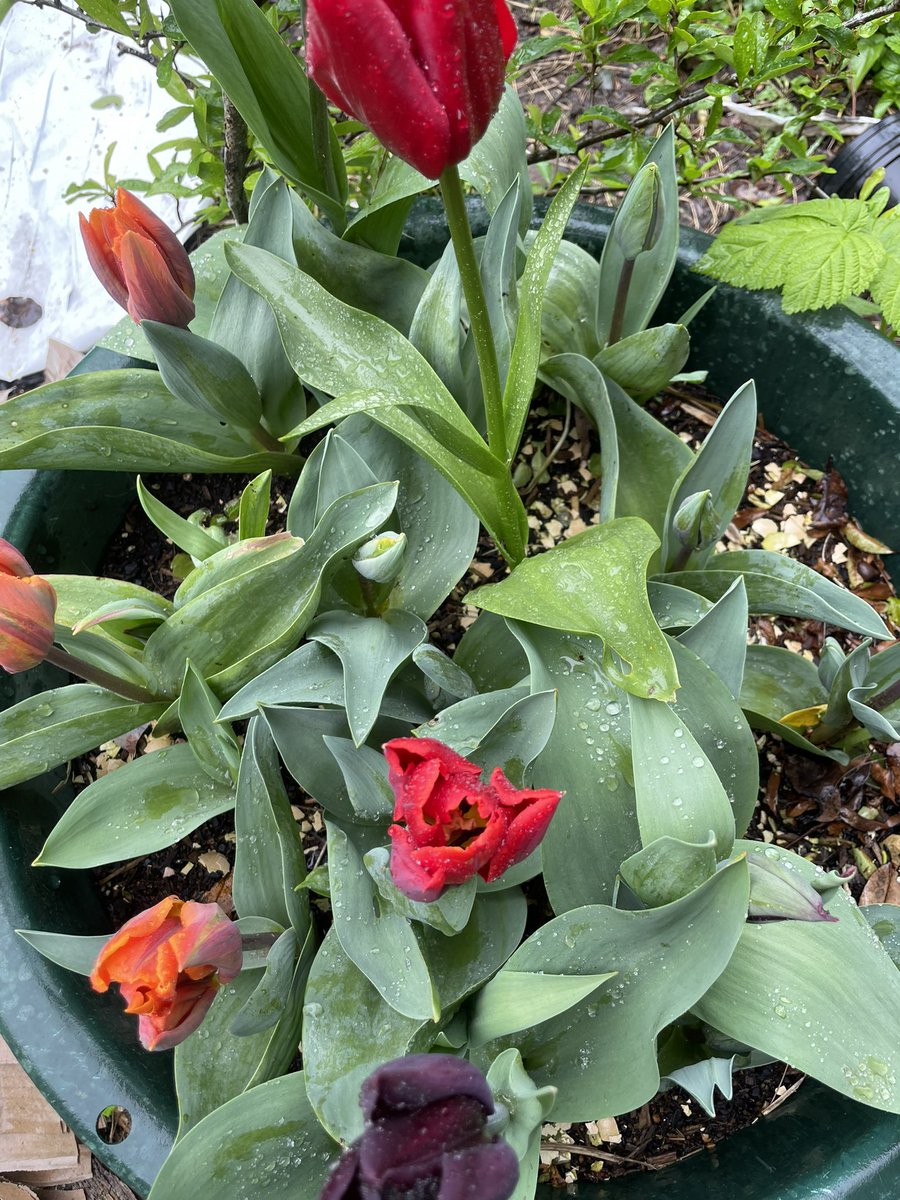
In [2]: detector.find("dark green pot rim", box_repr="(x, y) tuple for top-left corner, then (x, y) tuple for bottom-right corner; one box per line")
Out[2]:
(1, 203), (899, 1198)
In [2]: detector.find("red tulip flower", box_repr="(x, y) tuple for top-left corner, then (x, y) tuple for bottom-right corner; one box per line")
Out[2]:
(305, 0), (518, 179)
(319, 1053), (519, 1200)
(385, 738), (562, 902)
(90, 897), (242, 1051)
(79, 188), (195, 327)
(0, 539), (57, 674)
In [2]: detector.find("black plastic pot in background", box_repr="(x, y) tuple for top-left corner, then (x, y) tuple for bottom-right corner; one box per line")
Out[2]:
(1, 210), (900, 1197)
(821, 115), (900, 208)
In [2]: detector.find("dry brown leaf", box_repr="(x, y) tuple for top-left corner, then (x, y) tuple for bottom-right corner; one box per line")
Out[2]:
(859, 862), (900, 906)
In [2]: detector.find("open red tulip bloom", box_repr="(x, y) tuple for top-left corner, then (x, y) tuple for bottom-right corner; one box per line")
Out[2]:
(320, 1053), (519, 1200)
(79, 188), (195, 327)
(90, 897), (242, 1051)
(0, 538), (57, 674)
(386, 738), (562, 902)
(305, 0), (517, 179)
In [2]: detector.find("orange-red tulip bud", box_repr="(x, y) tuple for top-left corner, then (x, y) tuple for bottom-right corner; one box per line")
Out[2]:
(79, 189), (195, 328)
(90, 896), (242, 1051)
(0, 538), (57, 674)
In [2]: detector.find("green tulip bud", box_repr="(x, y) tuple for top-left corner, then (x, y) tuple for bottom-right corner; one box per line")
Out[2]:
(746, 847), (838, 923)
(353, 531), (407, 584)
(613, 163), (664, 262)
(672, 490), (718, 553)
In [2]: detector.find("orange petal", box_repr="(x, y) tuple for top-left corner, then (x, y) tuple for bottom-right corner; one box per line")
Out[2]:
(0, 574), (57, 673)
(115, 188), (195, 300)
(79, 211), (129, 310)
(118, 232), (195, 327)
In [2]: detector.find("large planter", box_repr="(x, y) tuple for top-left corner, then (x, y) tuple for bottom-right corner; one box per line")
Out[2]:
(1, 206), (899, 1198)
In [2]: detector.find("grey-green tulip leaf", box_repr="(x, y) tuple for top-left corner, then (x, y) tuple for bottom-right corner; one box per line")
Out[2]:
(677, 576), (748, 700)
(149, 1071), (336, 1200)
(180, 661), (241, 786)
(327, 821), (438, 1022)
(324, 738), (395, 823)
(233, 717), (309, 933)
(470, 519), (678, 702)
(474, 857), (749, 1121)
(238, 471), (272, 541)
(16, 930), (111, 976)
(620, 832), (718, 908)
(230, 927), (298, 1037)
(0, 370), (297, 474)
(661, 549), (890, 639)
(694, 841), (900, 1113)
(594, 324), (690, 402)
(364, 846), (477, 937)
(307, 609), (427, 745)
(469, 970), (617, 1048)
(740, 644), (847, 763)
(35, 743), (234, 869)
(0, 686), (165, 790)
(629, 692), (735, 859)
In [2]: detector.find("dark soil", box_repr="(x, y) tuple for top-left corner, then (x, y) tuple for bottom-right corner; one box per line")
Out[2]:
(80, 389), (898, 1186)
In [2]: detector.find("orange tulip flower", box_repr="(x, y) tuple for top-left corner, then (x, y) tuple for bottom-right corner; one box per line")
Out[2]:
(91, 897), (242, 1051)
(0, 538), (57, 674)
(79, 188), (195, 327)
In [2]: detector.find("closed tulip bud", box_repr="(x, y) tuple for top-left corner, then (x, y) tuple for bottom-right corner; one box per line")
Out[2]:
(90, 897), (242, 1051)
(0, 538), (57, 674)
(353, 531), (407, 584)
(672, 489), (718, 553)
(746, 847), (839, 924)
(305, 0), (517, 179)
(319, 1054), (519, 1200)
(79, 188), (195, 328)
(613, 162), (664, 262)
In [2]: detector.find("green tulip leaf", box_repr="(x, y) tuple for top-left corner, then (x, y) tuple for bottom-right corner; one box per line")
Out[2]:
(541, 353), (618, 523)
(16, 930), (111, 976)
(49, 575), (174, 631)
(233, 717), (310, 934)
(142, 321), (263, 433)
(594, 323), (690, 403)
(474, 857), (749, 1121)
(461, 86), (533, 236)
(287, 429), (380, 541)
(739, 644), (848, 762)
(0, 370), (297, 474)
(53, 624), (161, 697)
(620, 832), (718, 908)
(629, 690), (735, 859)
(661, 549), (890, 639)
(324, 738), (395, 823)
(167, 0), (346, 227)
(413, 644), (477, 702)
(409, 242), (466, 405)
(237, 471), (272, 542)
(486, 1050), (557, 1200)
(327, 821), (438, 1022)
(469, 969), (617, 1048)
(862, 904), (900, 968)
(364, 846), (478, 937)
(694, 842), (900, 1113)
(180, 662), (241, 787)
(149, 1071), (336, 1200)
(35, 743), (234, 869)
(230, 927), (298, 1037)
(470, 519), (678, 701)
(454, 612), (529, 693)
(307, 609), (427, 745)
(0, 686), (165, 791)
(144, 482), (398, 696)
(503, 159), (589, 459)
(661, 380), (757, 572)
(136, 477), (225, 562)
(648, 581), (713, 629)
(676, 576), (749, 700)
(538, 237), (603, 360)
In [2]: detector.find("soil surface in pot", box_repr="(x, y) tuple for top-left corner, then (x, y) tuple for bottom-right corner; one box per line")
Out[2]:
(79, 388), (898, 1187)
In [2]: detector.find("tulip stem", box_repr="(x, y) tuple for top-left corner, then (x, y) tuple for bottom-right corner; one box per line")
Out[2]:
(44, 646), (160, 705)
(439, 166), (506, 461)
(252, 422), (287, 455)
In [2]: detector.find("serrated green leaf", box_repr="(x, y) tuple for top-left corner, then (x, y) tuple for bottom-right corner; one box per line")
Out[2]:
(871, 211), (900, 328)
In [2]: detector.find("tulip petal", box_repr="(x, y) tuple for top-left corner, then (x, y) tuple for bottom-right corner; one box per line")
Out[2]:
(0, 573), (58, 673)
(0, 538), (36, 579)
(79, 211), (130, 309)
(358, 1097), (487, 1186)
(361, 1054), (494, 1122)
(306, 0), (452, 177)
(173, 900), (243, 982)
(437, 1140), (520, 1200)
(119, 232), (196, 327)
(115, 187), (196, 299)
(90, 896), (183, 992)
(138, 984), (218, 1051)
(319, 1144), (362, 1200)
(493, 0), (518, 60)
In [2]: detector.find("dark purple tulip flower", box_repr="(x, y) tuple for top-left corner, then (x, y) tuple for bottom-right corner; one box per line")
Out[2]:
(320, 1054), (520, 1200)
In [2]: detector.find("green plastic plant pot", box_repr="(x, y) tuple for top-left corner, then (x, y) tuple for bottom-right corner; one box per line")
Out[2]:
(1, 212), (899, 1198)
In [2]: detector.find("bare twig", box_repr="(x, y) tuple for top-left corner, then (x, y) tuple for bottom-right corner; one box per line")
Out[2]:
(846, 0), (900, 29)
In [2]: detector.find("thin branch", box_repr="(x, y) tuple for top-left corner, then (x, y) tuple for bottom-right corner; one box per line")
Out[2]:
(223, 95), (251, 224)
(846, 0), (900, 29)
(527, 83), (722, 165)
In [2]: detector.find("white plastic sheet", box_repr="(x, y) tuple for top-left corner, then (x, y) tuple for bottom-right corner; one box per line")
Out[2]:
(0, 4), (196, 379)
